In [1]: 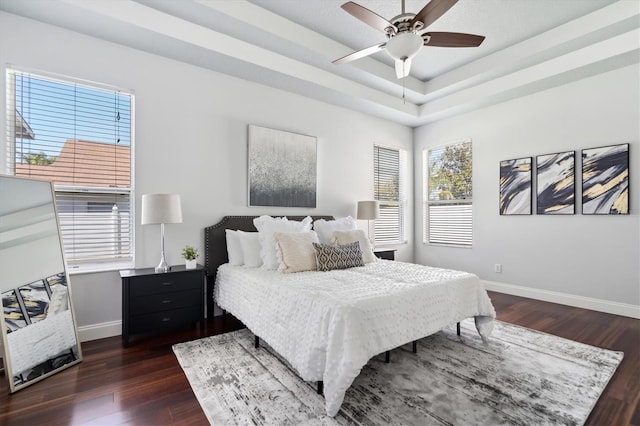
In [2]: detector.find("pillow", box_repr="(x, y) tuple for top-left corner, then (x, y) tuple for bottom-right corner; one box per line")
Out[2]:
(274, 231), (319, 273)
(253, 215), (313, 270)
(313, 216), (357, 244)
(47, 285), (68, 316)
(331, 229), (377, 264)
(236, 230), (262, 268)
(313, 242), (364, 272)
(225, 229), (244, 266)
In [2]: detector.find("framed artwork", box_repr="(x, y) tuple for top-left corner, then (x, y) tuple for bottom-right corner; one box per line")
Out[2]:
(582, 143), (629, 214)
(536, 151), (575, 214)
(500, 157), (532, 215)
(248, 125), (317, 208)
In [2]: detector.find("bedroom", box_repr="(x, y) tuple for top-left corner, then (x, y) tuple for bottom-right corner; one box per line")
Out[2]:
(0, 0), (638, 424)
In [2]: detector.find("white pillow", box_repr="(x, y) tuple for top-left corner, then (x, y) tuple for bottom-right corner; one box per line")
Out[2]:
(331, 229), (377, 264)
(225, 229), (244, 266)
(313, 216), (357, 244)
(236, 230), (262, 268)
(274, 231), (319, 273)
(47, 285), (68, 316)
(253, 215), (313, 270)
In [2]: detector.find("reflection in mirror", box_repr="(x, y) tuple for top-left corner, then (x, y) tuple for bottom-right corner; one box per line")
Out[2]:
(0, 175), (82, 392)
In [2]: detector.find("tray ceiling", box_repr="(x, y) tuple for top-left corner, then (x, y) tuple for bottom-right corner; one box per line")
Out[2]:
(1, 0), (638, 127)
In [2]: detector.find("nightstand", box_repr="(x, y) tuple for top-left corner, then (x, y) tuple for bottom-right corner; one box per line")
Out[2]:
(373, 248), (396, 260)
(120, 264), (205, 347)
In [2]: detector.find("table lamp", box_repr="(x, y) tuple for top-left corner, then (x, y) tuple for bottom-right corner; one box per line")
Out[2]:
(141, 193), (183, 272)
(357, 200), (379, 246)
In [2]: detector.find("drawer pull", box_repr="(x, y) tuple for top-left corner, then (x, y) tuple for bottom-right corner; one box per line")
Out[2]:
(161, 317), (171, 322)
(161, 300), (172, 304)
(161, 282), (173, 286)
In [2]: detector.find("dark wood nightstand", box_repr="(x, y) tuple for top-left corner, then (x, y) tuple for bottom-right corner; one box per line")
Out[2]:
(120, 265), (205, 347)
(373, 248), (396, 260)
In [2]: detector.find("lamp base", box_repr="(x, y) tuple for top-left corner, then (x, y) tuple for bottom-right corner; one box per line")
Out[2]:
(155, 223), (171, 273)
(155, 258), (170, 273)
(367, 219), (376, 248)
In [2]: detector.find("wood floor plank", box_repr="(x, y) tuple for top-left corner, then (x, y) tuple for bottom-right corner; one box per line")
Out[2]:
(0, 294), (637, 425)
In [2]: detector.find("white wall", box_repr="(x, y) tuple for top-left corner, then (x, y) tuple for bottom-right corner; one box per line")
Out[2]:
(414, 64), (640, 316)
(0, 12), (414, 339)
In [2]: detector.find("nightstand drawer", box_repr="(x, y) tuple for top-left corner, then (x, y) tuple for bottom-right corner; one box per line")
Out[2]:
(130, 289), (201, 315)
(129, 307), (200, 334)
(129, 272), (202, 297)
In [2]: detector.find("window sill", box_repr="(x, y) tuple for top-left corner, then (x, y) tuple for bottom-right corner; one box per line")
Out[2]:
(424, 242), (473, 249)
(67, 261), (135, 275)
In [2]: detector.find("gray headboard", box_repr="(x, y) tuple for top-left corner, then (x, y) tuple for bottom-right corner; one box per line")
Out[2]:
(203, 215), (334, 316)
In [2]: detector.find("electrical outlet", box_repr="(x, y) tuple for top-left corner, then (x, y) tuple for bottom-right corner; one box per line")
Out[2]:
(494, 264), (502, 273)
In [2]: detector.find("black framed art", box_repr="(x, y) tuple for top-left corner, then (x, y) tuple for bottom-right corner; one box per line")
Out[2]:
(499, 157), (532, 215)
(536, 151), (575, 215)
(582, 143), (629, 215)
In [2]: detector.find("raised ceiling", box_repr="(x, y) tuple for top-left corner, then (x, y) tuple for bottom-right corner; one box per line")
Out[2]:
(1, 0), (638, 127)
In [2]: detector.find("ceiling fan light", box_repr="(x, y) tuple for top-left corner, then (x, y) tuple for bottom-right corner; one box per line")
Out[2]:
(385, 32), (422, 60)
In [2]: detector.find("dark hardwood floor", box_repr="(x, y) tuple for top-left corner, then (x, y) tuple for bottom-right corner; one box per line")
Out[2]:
(0, 292), (638, 425)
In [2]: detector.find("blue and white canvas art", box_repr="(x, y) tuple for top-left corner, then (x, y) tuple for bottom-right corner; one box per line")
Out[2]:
(499, 157), (532, 215)
(248, 125), (317, 208)
(536, 151), (575, 215)
(582, 143), (629, 215)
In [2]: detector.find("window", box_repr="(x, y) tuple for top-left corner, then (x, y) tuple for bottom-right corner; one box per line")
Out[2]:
(423, 140), (472, 247)
(6, 69), (134, 272)
(374, 145), (407, 244)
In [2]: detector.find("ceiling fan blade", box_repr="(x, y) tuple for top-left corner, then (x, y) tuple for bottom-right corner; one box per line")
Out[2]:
(333, 42), (386, 64)
(394, 58), (412, 79)
(423, 32), (485, 47)
(411, 0), (458, 29)
(341, 1), (395, 33)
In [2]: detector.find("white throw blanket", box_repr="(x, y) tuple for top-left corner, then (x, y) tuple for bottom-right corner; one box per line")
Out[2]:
(215, 260), (496, 416)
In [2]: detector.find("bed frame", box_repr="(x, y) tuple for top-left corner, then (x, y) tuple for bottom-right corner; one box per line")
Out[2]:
(203, 215), (334, 317)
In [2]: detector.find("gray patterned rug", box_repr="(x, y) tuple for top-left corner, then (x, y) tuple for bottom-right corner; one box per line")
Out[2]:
(172, 319), (622, 425)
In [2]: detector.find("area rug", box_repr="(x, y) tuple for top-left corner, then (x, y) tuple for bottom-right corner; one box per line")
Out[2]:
(172, 319), (623, 425)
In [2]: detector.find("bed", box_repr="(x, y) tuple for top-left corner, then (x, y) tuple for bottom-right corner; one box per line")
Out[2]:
(204, 215), (496, 417)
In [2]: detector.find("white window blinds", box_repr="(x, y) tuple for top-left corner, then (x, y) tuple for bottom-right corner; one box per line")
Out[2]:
(6, 69), (134, 271)
(374, 145), (406, 244)
(423, 141), (473, 247)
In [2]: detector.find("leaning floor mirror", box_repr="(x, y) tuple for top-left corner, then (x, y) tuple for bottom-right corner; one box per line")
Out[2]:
(0, 175), (82, 392)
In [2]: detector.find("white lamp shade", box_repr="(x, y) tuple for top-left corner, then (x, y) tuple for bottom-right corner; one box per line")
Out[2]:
(141, 194), (183, 224)
(357, 200), (380, 220)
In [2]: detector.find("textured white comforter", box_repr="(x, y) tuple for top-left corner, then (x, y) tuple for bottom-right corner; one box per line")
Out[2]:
(214, 260), (495, 416)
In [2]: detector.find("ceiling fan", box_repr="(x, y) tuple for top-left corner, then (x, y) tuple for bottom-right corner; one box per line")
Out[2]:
(333, 0), (485, 79)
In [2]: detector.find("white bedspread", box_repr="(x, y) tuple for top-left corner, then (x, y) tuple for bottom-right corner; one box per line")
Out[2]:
(215, 260), (495, 416)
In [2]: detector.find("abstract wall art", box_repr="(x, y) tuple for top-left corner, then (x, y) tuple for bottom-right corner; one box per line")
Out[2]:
(248, 125), (317, 208)
(582, 143), (629, 215)
(536, 151), (575, 215)
(499, 157), (532, 215)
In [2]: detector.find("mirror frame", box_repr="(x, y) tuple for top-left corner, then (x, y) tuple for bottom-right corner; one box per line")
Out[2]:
(0, 175), (83, 392)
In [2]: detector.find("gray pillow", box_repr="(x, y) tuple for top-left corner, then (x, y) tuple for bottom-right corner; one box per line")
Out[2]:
(313, 242), (364, 272)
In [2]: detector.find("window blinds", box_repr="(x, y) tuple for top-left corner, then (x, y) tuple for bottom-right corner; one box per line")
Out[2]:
(374, 145), (405, 244)
(6, 69), (133, 269)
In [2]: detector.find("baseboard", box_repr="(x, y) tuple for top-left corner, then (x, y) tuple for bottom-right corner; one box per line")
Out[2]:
(483, 280), (640, 319)
(77, 320), (122, 342)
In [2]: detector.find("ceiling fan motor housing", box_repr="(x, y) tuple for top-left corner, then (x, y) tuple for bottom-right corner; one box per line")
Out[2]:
(390, 14), (424, 34)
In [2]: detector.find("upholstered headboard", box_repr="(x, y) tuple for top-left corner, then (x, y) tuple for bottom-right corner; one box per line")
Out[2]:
(203, 215), (334, 316)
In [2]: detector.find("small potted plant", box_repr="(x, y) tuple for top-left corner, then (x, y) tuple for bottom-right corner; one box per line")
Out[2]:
(182, 245), (199, 269)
